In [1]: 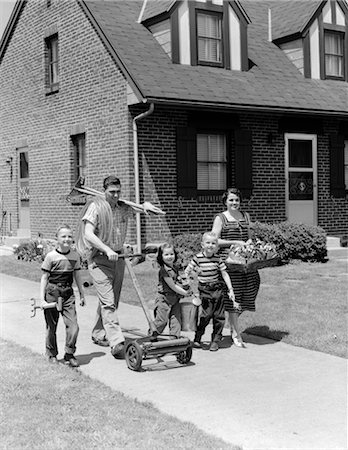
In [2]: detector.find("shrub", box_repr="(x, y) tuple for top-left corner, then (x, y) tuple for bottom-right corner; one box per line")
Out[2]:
(340, 235), (348, 247)
(173, 233), (202, 268)
(252, 221), (327, 262)
(13, 238), (56, 262)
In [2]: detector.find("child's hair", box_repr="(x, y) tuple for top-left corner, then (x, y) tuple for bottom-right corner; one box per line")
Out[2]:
(202, 231), (218, 242)
(56, 224), (72, 237)
(157, 242), (177, 266)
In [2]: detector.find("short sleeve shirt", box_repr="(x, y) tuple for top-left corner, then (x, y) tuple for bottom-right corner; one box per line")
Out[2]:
(157, 265), (180, 305)
(41, 249), (81, 284)
(186, 252), (226, 284)
(82, 200), (133, 251)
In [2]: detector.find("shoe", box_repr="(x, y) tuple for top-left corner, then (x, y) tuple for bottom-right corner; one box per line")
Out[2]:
(210, 342), (219, 352)
(48, 356), (58, 364)
(232, 337), (245, 348)
(192, 341), (201, 349)
(64, 354), (80, 367)
(92, 336), (110, 347)
(111, 342), (125, 359)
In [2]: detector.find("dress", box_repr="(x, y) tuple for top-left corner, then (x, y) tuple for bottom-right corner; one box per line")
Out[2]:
(217, 212), (260, 312)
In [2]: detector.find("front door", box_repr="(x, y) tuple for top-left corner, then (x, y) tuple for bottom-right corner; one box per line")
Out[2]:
(285, 133), (317, 225)
(18, 149), (30, 231)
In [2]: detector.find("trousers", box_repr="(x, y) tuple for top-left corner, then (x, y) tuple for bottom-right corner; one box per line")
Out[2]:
(153, 294), (181, 337)
(88, 254), (125, 347)
(44, 282), (78, 357)
(195, 283), (225, 343)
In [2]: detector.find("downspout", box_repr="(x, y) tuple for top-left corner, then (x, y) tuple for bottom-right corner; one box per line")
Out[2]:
(133, 103), (154, 253)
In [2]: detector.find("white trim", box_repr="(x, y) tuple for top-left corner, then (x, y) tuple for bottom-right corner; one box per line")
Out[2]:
(284, 133), (317, 225)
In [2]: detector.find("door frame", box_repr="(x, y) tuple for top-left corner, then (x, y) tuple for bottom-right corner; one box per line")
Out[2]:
(17, 147), (30, 231)
(284, 133), (318, 226)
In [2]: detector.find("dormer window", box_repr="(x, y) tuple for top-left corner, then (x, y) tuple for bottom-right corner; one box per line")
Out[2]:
(324, 31), (344, 79)
(197, 11), (223, 66)
(145, 0), (250, 71)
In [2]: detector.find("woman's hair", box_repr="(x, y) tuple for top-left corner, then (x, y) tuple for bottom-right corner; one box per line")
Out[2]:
(221, 188), (242, 205)
(157, 242), (177, 266)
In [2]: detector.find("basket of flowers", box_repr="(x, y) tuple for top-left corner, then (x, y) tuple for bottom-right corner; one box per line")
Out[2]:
(225, 239), (279, 273)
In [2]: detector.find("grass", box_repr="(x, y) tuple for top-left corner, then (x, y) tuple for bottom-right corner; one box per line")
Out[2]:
(0, 339), (235, 450)
(1, 253), (347, 358)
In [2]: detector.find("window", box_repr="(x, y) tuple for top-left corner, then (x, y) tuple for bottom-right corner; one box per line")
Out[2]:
(197, 133), (226, 190)
(345, 140), (348, 190)
(71, 134), (86, 182)
(196, 11), (223, 66)
(45, 34), (59, 92)
(324, 31), (344, 78)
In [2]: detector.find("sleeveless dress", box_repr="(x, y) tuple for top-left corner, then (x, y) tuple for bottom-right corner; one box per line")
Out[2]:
(217, 212), (260, 312)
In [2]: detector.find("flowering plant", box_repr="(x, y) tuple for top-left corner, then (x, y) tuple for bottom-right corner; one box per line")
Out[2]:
(226, 239), (277, 265)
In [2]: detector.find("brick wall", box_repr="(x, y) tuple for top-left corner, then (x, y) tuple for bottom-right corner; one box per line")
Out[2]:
(0, 0), (136, 240)
(1, 0), (347, 246)
(134, 106), (348, 241)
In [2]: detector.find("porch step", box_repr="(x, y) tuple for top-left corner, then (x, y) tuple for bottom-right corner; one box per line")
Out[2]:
(326, 236), (341, 249)
(3, 235), (30, 247)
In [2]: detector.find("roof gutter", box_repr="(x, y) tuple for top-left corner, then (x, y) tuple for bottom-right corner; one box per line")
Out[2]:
(144, 97), (348, 118)
(133, 103), (154, 253)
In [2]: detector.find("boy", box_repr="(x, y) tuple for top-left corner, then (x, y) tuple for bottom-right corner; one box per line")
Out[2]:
(185, 232), (237, 351)
(40, 225), (85, 367)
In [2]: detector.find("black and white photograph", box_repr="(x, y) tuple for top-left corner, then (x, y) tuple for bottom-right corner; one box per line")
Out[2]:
(0, 0), (347, 448)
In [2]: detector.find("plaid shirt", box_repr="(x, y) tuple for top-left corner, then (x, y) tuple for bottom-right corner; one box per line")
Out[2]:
(82, 201), (133, 251)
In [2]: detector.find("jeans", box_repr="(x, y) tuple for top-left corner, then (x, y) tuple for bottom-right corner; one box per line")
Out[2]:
(44, 283), (78, 357)
(195, 283), (225, 343)
(153, 294), (181, 337)
(89, 254), (125, 348)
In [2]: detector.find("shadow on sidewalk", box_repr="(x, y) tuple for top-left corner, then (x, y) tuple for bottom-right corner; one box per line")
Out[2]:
(76, 351), (106, 366)
(243, 326), (289, 345)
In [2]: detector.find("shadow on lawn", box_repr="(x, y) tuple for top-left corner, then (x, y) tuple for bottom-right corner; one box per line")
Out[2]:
(243, 326), (289, 344)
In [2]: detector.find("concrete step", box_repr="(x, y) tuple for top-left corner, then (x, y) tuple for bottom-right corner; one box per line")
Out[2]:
(326, 236), (341, 249)
(2, 236), (30, 246)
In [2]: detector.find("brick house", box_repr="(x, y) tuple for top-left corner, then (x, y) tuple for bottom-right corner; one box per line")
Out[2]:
(0, 0), (347, 248)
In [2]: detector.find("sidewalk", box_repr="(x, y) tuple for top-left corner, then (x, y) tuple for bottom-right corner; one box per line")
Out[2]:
(0, 271), (347, 450)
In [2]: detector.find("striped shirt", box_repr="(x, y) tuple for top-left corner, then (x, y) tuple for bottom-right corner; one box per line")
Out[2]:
(185, 252), (226, 284)
(82, 201), (133, 251)
(41, 249), (81, 285)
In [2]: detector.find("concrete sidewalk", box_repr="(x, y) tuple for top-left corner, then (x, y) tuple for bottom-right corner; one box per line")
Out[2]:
(0, 272), (347, 450)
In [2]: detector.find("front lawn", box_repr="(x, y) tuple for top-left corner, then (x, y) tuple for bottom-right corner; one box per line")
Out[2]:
(0, 339), (235, 449)
(1, 254), (347, 358)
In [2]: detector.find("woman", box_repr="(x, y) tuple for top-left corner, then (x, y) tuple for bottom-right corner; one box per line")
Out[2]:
(212, 188), (260, 348)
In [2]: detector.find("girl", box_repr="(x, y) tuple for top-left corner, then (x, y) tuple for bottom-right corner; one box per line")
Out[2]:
(152, 243), (191, 338)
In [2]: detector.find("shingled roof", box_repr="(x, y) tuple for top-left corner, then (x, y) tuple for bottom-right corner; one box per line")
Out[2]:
(269, 0), (323, 42)
(1, 0), (346, 116)
(81, 0), (347, 116)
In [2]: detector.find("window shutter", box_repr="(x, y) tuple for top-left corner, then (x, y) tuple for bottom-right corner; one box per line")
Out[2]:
(235, 129), (253, 198)
(176, 127), (197, 198)
(330, 134), (345, 198)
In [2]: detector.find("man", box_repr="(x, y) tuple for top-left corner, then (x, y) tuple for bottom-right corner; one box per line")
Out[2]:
(81, 175), (159, 359)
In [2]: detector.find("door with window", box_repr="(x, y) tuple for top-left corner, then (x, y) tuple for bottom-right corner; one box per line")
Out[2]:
(18, 149), (30, 231)
(285, 134), (317, 225)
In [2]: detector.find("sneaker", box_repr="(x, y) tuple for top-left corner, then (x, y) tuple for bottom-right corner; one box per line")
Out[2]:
(111, 342), (125, 359)
(64, 354), (80, 367)
(192, 341), (202, 349)
(210, 342), (219, 352)
(92, 336), (110, 347)
(48, 356), (58, 364)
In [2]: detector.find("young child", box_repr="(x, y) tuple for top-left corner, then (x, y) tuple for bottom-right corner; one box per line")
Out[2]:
(185, 231), (237, 351)
(152, 243), (191, 338)
(40, 225), (85, 367)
